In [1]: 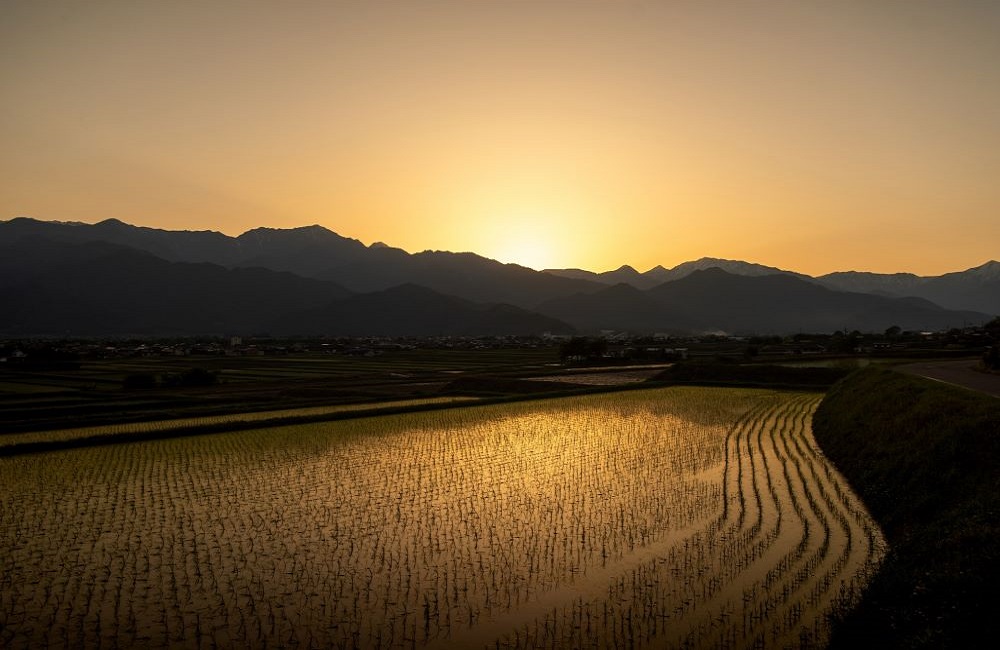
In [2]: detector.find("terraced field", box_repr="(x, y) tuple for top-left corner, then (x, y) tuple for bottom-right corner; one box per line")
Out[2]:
(0, 387), (883, 648)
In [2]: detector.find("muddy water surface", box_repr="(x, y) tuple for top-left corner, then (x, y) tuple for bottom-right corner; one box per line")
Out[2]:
(0, 387), (883, 648)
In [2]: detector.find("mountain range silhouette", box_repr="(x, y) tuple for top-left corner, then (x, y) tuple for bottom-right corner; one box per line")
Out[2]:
(1, 217), (995, 336)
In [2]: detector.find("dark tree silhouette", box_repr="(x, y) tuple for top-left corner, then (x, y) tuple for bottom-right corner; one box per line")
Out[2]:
(983, 346), (1000, 371)
(559, 337), (608, 362)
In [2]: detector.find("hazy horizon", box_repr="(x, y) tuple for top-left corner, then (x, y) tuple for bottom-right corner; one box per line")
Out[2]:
(4, 1), (1000, 276)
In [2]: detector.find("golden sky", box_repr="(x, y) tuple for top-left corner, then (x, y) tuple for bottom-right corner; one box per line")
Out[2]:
(3, 1), (999, 275)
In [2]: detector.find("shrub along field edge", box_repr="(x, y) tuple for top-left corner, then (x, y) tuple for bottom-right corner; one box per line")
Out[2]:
(813, 367), (1000, 648)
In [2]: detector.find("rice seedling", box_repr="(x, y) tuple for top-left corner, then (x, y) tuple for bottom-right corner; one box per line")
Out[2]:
(0, 386), (883, 648)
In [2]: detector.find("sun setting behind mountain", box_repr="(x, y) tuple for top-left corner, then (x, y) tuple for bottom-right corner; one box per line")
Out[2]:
(4, 1), (1000, 276)
(3, 4), (1000, 648)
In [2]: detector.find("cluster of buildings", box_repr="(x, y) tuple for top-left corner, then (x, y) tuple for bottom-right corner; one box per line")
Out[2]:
(2, 323), (996, 366)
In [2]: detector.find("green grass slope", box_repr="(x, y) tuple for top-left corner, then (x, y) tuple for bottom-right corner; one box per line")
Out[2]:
(813, 367), (1000, 647)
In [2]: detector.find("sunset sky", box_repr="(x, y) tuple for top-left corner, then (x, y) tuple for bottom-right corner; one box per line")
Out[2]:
(3, 0), (999, 276)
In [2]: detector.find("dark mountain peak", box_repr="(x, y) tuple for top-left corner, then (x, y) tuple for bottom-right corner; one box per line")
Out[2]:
(675, 256), (740, 269)
(593, 265), (645, 287)
(0, 217), (237, 267)
(654, 267), (822, 298)
(95, 218), (128, 228)
(236, 224), (366, 257)
(675, 267), (748, 283)
(92, 218), (226, 237)
(966, 260), (1000, 280)
(231, 225), (368, 277)
(416, 249), (481, 260)
(676, 257), (795, 275)
(821, 270), (921, 280)
(239, 223), (343, 240)
(1, 216), (71, 233)
(298, 224), (337, 236)
(691, 266), (730, 276)
(4, 215), (86, 228)
(603, 281), (647, 295)
(641, 265), (674, 285)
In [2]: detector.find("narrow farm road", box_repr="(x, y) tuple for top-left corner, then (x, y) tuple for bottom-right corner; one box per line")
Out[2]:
(896, 358), (1000, 398)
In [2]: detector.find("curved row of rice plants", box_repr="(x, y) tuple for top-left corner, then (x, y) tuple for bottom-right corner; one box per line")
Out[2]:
(0, 387), (883, 648)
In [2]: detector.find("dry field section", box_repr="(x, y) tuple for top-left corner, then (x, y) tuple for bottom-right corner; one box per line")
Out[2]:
(0, 387), (884, 648)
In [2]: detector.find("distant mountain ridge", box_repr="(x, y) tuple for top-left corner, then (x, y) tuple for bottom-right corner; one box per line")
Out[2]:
(817, 261), (1000, 313)
(0, 238), (574, 337)
(0, 217), (370, 276)
(544, 257), (806, 289)
(0, 217), (602, 309)
(538, 268), (988, 335)
(1, 217), (995, 336)
(547, 256), (999, 315)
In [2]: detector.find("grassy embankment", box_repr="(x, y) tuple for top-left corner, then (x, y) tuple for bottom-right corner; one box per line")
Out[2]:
(813, 367), (1000, 647)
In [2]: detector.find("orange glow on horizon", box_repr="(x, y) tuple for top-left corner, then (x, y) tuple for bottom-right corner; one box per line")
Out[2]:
(3, 1), (1000, 277)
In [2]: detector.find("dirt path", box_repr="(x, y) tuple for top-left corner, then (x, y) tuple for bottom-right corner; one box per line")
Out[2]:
(897, 358), (1000, 398)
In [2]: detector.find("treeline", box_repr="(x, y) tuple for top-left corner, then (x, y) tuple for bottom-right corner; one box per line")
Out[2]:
(983, 345), (1000, 370)
(813, 367), (1000, 647)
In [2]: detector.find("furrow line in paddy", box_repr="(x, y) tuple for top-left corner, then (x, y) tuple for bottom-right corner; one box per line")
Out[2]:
(673, 396), (814, 648)
(733, 395), (838, 648)
(760, 398), (885, 649)
(436, 400), (777, 649)
(735, 395), (883, 649)
(493, 399), (792, 649)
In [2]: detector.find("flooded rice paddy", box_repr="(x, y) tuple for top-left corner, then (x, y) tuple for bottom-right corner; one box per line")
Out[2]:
(0, 387), (883, 648)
